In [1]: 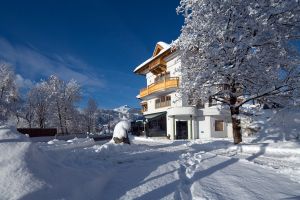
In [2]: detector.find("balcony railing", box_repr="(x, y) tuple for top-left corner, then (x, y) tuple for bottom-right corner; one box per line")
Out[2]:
(140, 77), (179, 98)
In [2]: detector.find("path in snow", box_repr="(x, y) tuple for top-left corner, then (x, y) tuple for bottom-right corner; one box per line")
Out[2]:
(1, 128), (300, 200)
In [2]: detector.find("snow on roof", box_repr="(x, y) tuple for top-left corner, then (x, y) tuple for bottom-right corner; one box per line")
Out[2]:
(157, 41), (170, 49)
(133, 41), (171, 73)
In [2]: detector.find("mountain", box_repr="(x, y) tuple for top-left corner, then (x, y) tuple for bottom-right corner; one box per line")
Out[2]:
(113, 105), (131, 114)
(113, 105), (142, 121)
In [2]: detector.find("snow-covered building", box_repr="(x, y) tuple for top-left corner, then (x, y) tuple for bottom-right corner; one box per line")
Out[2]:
(134, 41), (233, 140)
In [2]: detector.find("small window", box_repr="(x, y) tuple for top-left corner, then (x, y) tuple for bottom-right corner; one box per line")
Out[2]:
(141, 103), (148, 112)
(155, 95), (171, 108)
(155, 99), (160, 108)
(166, 96), (171, 101)
(215, 120), (224, 131)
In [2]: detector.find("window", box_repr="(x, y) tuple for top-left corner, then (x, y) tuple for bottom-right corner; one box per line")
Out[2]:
(215, 120), (224, 131)
(155, 95), (171, 108)
(154, 72), (170, 83)
(141, 103), (148, 112)
(208, 96), (217, 107)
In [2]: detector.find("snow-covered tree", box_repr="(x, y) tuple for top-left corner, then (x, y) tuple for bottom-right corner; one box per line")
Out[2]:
(175, 0), (300, 144)
(0, 64), (18, 121)
(21, 90), (36, 128)
(84, 98), (98, 133)
(30, 82), (50, 128)
(47, 75), (81, 134)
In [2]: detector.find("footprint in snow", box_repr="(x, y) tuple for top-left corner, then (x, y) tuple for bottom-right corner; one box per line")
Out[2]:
(179, 152), (204, 179)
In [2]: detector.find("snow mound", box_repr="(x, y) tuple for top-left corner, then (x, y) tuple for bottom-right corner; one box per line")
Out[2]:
(112, 120), (131, 139)
(0, 126), (44, 200)
(0, 125), (28, 141)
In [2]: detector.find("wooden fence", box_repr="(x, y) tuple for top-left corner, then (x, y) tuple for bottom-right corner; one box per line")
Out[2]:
(17, 128), (57, 137)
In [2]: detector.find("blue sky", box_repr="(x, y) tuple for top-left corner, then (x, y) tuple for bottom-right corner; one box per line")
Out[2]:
(0, 0), (183, 109)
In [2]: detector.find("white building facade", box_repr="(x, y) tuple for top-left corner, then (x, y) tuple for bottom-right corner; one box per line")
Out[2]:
(134, 41), (233, 140)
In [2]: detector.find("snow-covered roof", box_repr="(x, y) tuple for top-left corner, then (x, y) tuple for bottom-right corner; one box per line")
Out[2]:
(157, 41), (170, 49)
(133, 41), (171, 73)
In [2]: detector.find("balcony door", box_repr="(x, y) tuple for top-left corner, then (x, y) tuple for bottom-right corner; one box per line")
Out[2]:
(154, 72), (170, 83)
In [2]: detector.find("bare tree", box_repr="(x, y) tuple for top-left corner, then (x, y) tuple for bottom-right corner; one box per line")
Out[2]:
(84, 98), (98, 133)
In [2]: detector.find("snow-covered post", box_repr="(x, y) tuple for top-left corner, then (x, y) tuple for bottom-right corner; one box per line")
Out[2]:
(112, 120), (131, 144)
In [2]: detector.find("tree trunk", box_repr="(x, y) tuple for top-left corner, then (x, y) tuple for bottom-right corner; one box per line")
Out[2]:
(39, 117), (44, 128)
(56, 101), (64, 134)
(230, 106), (242, 144)
(229, 80), (242, 144)
(0, 87), (4, 99)
(64, 107), (68, 134)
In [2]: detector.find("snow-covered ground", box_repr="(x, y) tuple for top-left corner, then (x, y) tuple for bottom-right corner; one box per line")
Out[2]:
(0, 125), (300, 200)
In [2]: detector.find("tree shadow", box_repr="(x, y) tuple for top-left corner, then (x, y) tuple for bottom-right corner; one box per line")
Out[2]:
(189, 157), (239, 183)
(99, 149), (184, 200)
(138, 153), (239, 200)
(0, 138), (26, 143)
(135, 180), (181, 200)
(245, 143), (268, 161)
(189, 140), (233, 153)
(280, 194), (300, 200)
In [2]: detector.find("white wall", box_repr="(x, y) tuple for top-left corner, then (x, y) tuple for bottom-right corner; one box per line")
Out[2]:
(167, 115), (175, 140)
(227, 120), (233, 138)
(198, 116), (211, 139)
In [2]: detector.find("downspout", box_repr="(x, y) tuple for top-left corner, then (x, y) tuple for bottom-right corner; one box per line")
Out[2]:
(190, 115), (193, 140)
(173, 115), (176, 140)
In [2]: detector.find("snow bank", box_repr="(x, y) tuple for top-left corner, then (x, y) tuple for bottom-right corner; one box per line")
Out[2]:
(40, 137), (95, 150)
(92, 140), (150, 158)
(241, 107), (300, 142)
(228, 142), (300, 155)
(0, 125), (28, 141)
(0, 125), (44, 200)
(131, 136), (155, 142)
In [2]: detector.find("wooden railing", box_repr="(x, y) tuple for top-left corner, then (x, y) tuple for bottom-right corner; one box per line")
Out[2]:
(140, 77), (179, 98)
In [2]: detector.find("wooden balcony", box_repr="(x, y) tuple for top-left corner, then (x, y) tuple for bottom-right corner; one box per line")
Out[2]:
(140, 77), (179, 98)
(149, 58), (167, 75)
